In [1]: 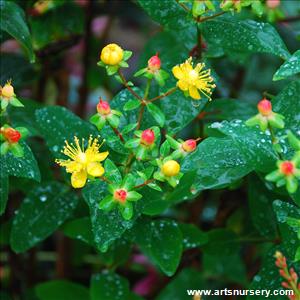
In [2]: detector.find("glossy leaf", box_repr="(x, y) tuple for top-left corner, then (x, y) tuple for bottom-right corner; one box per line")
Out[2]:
(202, 18), (290, 59)
(132, 218), (183, 276)
(137, 0), (191, 30)
(179, 223), (208, 250)
(0, 141), (40, 182)
(0, 175), (8, 215)
(273, 50), (300, 81)
(10, 182), (78, 253)
(90, 271), (130, 300)
(0, 1), (35, 62)
(273, 200), (300, 260)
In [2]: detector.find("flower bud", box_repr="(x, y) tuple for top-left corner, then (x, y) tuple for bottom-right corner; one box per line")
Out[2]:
(114, 189), (127, 203)
(148, 53), (161, 72)
(280, 161), (295, 176)
(162, 160), (180, 177)
(182, 139), (197, 152)
(140, 129), (155, 146)
(257, 98), (272, 116)
(100, 43), (124, 65)
(1, 81), (14, 98)
(266, 0), (280, 9)
(97, 99), (111, 115)
(2, 128), (21, 143)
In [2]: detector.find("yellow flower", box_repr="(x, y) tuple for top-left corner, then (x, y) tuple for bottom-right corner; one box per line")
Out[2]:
(162, 160), (180, 177)
(1, 80), (15, 99)
(55, 136), (109, 188)
(100, 43), (124, 65)
(172, 57), (215, 100)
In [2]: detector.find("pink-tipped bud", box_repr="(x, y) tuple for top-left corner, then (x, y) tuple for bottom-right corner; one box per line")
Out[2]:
(148, 53), (161, 72)
(266, 0), (280, 9)
(114, 189), (127, 203)
(182, 139), (197, 152)
(140, 129), (155, 146)
(2, 128), (21, 144)
(97, 99), (111, 115)
(257, 98), (272, 116)
(280, 161), (295, 176)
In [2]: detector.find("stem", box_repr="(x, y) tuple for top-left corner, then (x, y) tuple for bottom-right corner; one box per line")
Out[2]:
(263, 91), (275, 99)
(198, 11), (226, 22)
(197, 24), (202, 59)
(124, 153), (135, 174)
(137, 78), (152, 130)
(134, 179), (156, 189)
(148, 87), (177, 102)
(111, 126), (125, 143)
(117, 70), (143, 101)
(175, 0), (189, 12)
(268, 124), (284, 160)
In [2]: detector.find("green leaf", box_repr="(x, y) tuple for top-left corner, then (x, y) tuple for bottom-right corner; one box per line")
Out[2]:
(10, 143), (24, 158)
(179, 223), (208, 250)
(273, 50), (300, 81)
(136, 0), (192, 30)
(123, 99), (141, 111)
(0, 1), (35, 62)
(132, 218), (183, 276)
(273, 80), (300, 136)
(35, 106), (99, 157)
(35, 280), (89, 300)
(0, 175), (8, 215)
(248, 175), (278, 238)
(10, 182), (78, 253)
(90, 272), (130, 300)
(202, 229), (240, 257)
(208, 120), (277, 172)
(104, 159), (122, 184)
(82, 181), (137, 252)
(0, 141), (40, 182)
(273, 200), (300, 260)
(202, 18), (290, 59)
(181, 136), (253, 193)
(62, 217), (94, 246)
(146, 103), (165, 127)
(156, 268), (204, 300)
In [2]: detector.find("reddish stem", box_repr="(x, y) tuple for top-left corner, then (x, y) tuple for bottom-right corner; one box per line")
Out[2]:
(134, 179), (156, 189)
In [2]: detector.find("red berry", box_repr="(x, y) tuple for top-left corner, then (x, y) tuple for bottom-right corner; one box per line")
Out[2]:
(140, 129), (155, 146)
(280, 161), (295, 176)
(148, 53), (161, 72)
(114, 189), (127, 203)
(182, 139), (197, 152)
(97, 99), (111, 115)
(3, 128), (21, 143)
(257, 98), (272, 116)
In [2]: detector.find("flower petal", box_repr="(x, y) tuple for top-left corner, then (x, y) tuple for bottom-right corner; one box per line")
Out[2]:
(189, 86), (200, 100)
(65, 161), (83, 173)
(93, 151), (109, 162)
(71, 170), (87, 188)
(177, 80), (189, 91)
(172, 66), (184, 79)
(87, 162), (105, 177)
